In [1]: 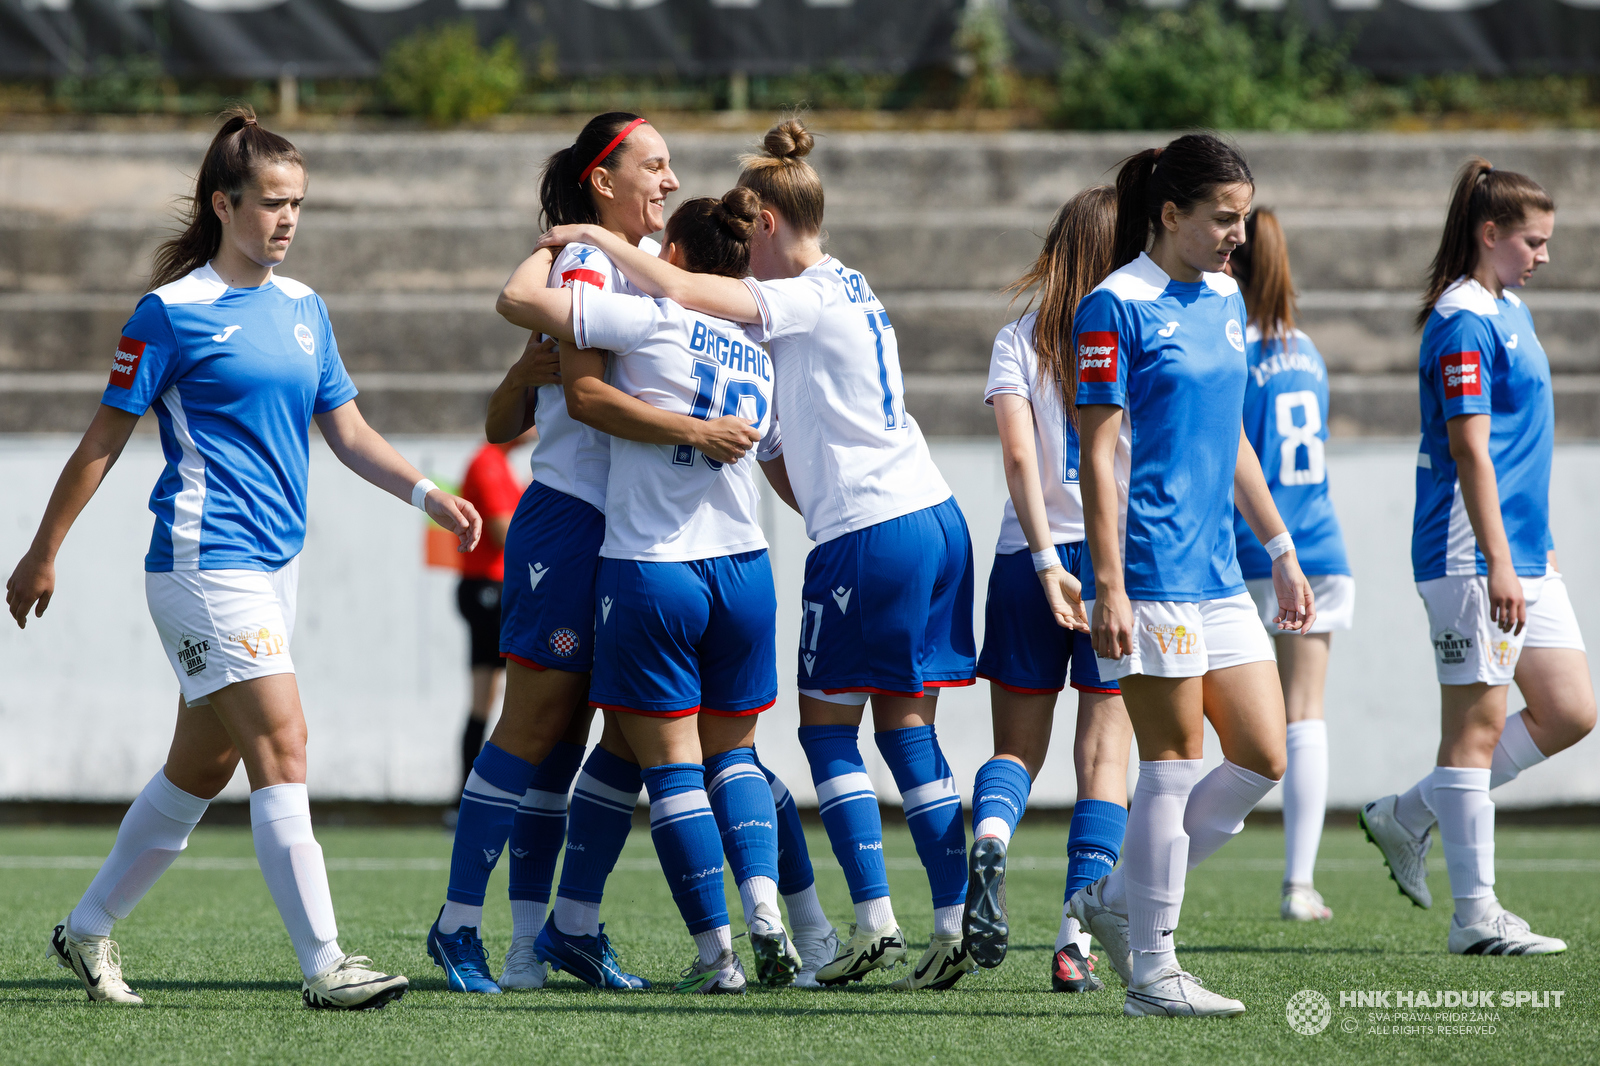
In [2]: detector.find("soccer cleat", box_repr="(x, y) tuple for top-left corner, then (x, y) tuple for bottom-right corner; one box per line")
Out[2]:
(50, 920), (143, 1005)
(1448, 907), (1567, 956)
(673, 949), (747, 994)
(962, 834), (1009, 969)
(425, 906), (501, 993)
(302, 955), (409, 1010)
(1281, 883), (1333, 922)
(791, 925), (839, 989)
(815, 921), (908, 985)
(1359, 795), (1433, 908)
(498, 936), (548, 989)
(889, 932), (977, 991)
(1124, 967), (1245, 1017)
(747, 902), (800, 989)
(1067, 875), (1131, 986)
(534, 915), (650, 990)
(1051, 942), (1104, 993)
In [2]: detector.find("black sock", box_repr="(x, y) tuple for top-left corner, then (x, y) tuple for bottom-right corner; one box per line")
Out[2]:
(460, 716), (487, 798)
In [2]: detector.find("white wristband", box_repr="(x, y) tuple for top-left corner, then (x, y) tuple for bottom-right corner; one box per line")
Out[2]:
(1264, 532), (1295, 561)
(411, 478), (438, 511)
(1032, 548), (1060, 573)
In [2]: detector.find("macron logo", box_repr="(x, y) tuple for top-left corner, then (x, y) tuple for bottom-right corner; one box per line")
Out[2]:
(832, 586), (853, 613)
(529, 562), (548, 591)
(601, 596), (614, 623)
(1077, 332), (1118, 382)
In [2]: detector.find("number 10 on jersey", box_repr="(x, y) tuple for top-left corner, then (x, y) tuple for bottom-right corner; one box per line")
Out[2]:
(673, 359), (769, 471)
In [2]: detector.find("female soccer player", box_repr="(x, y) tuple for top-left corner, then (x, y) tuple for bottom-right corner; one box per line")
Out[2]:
(537, 117), (979, 991)
(1068, 134), (1316, 1018)
(6, 108), (481, 1010)
(1360, 159), (1594, 955)
(498, 188), (797, 993)
(1227, 208), (1353, 923)
(963, 185), (1131, 995)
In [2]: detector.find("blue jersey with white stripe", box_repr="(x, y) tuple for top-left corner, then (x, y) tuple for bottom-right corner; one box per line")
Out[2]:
(1233, 327), (1350, 579)
(1413, 278), (1553, 581)
(101, 264), (358, 572)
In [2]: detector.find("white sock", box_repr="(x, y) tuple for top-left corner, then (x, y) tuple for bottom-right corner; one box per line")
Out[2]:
(783, 885), (830, 932)
(249, 784), (343, 978)
(1283, 721), (1328, 886)
(1101, 866), (1126, 911)
(71, 767), (209, 937)
(553, 895), (600, 937)
(854, 895), (896, 932)
(1182, 759), (1279, 870)
(973, 817), (1012, 844)
(509, 899), (545, 941)
(934, 904), (963, 937)
(738, 875), (780, 927)
(1490, 711), (1547, 789)
(693, 925), (732, 966)
(437, 901), (482, 935)
(1394, 775), (1436, 836)
(1428, 766), (1496, 925)
(1123, 759), (1205, 985)
(1055, 909), (1076, 952)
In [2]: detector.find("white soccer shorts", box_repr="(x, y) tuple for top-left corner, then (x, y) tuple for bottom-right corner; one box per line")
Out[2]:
(1416, 568), (1585, 687)
(1085, 591), (1275, 681)
(1246, 573), (1355, 634)
(145, 558), (299, 704)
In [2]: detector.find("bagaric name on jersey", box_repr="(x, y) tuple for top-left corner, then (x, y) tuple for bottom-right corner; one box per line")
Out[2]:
(1250, 349), (1325, 388)
(690, 320), (771, 383)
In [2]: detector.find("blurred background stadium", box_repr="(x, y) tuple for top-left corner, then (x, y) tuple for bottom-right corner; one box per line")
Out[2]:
(3, 0), (1599, 817)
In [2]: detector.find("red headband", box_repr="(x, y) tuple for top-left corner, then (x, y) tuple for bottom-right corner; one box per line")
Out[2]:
(578, 119), (649, 186)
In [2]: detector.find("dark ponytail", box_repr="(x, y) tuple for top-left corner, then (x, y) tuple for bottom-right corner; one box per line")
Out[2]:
(663, 187), (761, 279)
(539, 111), (647, 228)
(150, 105), (304, 291)
(1231, 208), (1296, 348)
(1418, 157), (1554, 329)
(1111, 133), (1253, 269)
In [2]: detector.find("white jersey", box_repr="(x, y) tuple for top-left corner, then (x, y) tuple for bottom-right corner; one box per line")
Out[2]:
(742, 257), (951, 544)
(572, 285), (778, 562)
(524, 238), (659, 512)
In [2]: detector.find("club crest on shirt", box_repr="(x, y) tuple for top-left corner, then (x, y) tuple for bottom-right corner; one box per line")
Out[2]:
(294, 323), (315, 355)
(176, 633), (210, 676)
(1225, 319), (1245, 352)
(1433, 628), (1472, 666)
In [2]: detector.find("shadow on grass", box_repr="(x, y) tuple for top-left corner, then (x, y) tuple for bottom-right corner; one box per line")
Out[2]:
(1, 978), (300, 992)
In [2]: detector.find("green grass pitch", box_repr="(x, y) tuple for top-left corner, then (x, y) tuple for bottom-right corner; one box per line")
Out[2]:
(2, 821), (1596, 1065)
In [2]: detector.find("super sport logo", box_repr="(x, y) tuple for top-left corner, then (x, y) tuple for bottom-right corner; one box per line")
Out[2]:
(1441, 351), (1482, 399)
(109, 335), (145, 389)
(1077, 332), (1118, 382)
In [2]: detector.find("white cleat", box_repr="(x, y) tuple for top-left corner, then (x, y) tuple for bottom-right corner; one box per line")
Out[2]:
(747, 902), (801, 988)
(791, 925), (839, 989)
(673, 949), (747, 995)
(815, 921), (908, 985)
(1449, 907), (1567, 956)
(1281, 883), (1333, 922)
(889, 932), (977, 991)
(498, 936), (549, 989)
(1358, 795), (1433, 909)
(1068, 876), (1131, 986)
(1124, 967), (1246, 1017)
(50, 920), (143, 1005)
(301, 954), (409, 1010)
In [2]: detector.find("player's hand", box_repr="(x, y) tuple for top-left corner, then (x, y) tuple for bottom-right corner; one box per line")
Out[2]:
(425, 492), (483, 554)
(1270, 551), (1317, 634)
(536, 225), (600, 251)
(5, 549), (55, 629)
(1091, 588), (1134, 661)
(507, 335), (562, 388)
(1037, 564), (1089, 631)
(692, 417), (762, 464)
(1487, 560), (1526, 635)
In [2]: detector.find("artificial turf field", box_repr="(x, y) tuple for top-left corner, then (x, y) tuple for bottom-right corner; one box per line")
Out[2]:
(2, 821), (1596, 1066)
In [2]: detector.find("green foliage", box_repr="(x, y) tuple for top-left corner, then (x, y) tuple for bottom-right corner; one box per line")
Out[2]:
(381, 21), (522, 125)
(51, 53), (174, 113)
(956, 0), (1016, 109)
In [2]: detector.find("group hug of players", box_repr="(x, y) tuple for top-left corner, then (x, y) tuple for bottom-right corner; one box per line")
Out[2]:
(8, 105), (1593, 1017)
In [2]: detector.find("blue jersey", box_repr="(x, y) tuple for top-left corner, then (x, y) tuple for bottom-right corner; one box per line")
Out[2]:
(1413, 278), (1553, 581)
(1233, 327), (1350, 579)
(101, 265), (359, 572)
(1073, 252), (1248, 602)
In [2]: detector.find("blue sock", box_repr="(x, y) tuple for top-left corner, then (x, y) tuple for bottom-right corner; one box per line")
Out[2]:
(554, 746), (642, 921)
(508, 741), (584, 910)
(447, 742), (536, 907)
(756, 753), (815, 895)
(798, 724), (890, 904)
(875, 724), (967, 910)
(1065, 798), (1128, 901)
(703, 747), (781, 891)
(972, 756), (1033, 840)
(643, 764), (729, 936)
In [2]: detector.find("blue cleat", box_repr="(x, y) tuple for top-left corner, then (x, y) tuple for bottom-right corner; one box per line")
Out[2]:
(533, 915), (650, 990)
(426, 906), (502, 994)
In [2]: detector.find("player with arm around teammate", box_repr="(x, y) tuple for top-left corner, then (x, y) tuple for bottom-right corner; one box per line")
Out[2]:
(1359, 159), (1594, 955)
(5, 109), (481, 1010)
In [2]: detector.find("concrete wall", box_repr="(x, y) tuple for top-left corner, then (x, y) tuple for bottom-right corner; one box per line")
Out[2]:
(2, 434), (1597, 809)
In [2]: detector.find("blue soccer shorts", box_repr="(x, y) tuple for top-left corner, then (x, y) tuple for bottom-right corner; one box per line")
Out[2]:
(499, 480), (605, 672)
(976, 541), (1119, 695)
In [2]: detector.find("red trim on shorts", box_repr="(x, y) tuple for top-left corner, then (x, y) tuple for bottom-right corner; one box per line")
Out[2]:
(502, 653), (548, 672)
(976, 672), (1063, 696)
(924, 678), (977, 689)
(1070, 682), (1121, 695)
(702, 698), (777, 719)
(591, 700), (700, 718)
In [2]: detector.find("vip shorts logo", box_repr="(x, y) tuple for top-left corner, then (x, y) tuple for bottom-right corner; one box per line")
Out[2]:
(1492, 639), (1518, 667)
(1077, 332), (1118, 382)
(294, 323), (315, 355)
(1226, 318), (1246, 352)
(1433, 628), (1472, 666)
(1441, 350), (1482, 399)
(1287, 989), (1332, 1035)
(1145, 622), (1198, 655)
(548, 627), (580, 658)
(109, 335), (145, 389)
(176, 633), (210, 676)
(227, 627), (285, 660)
